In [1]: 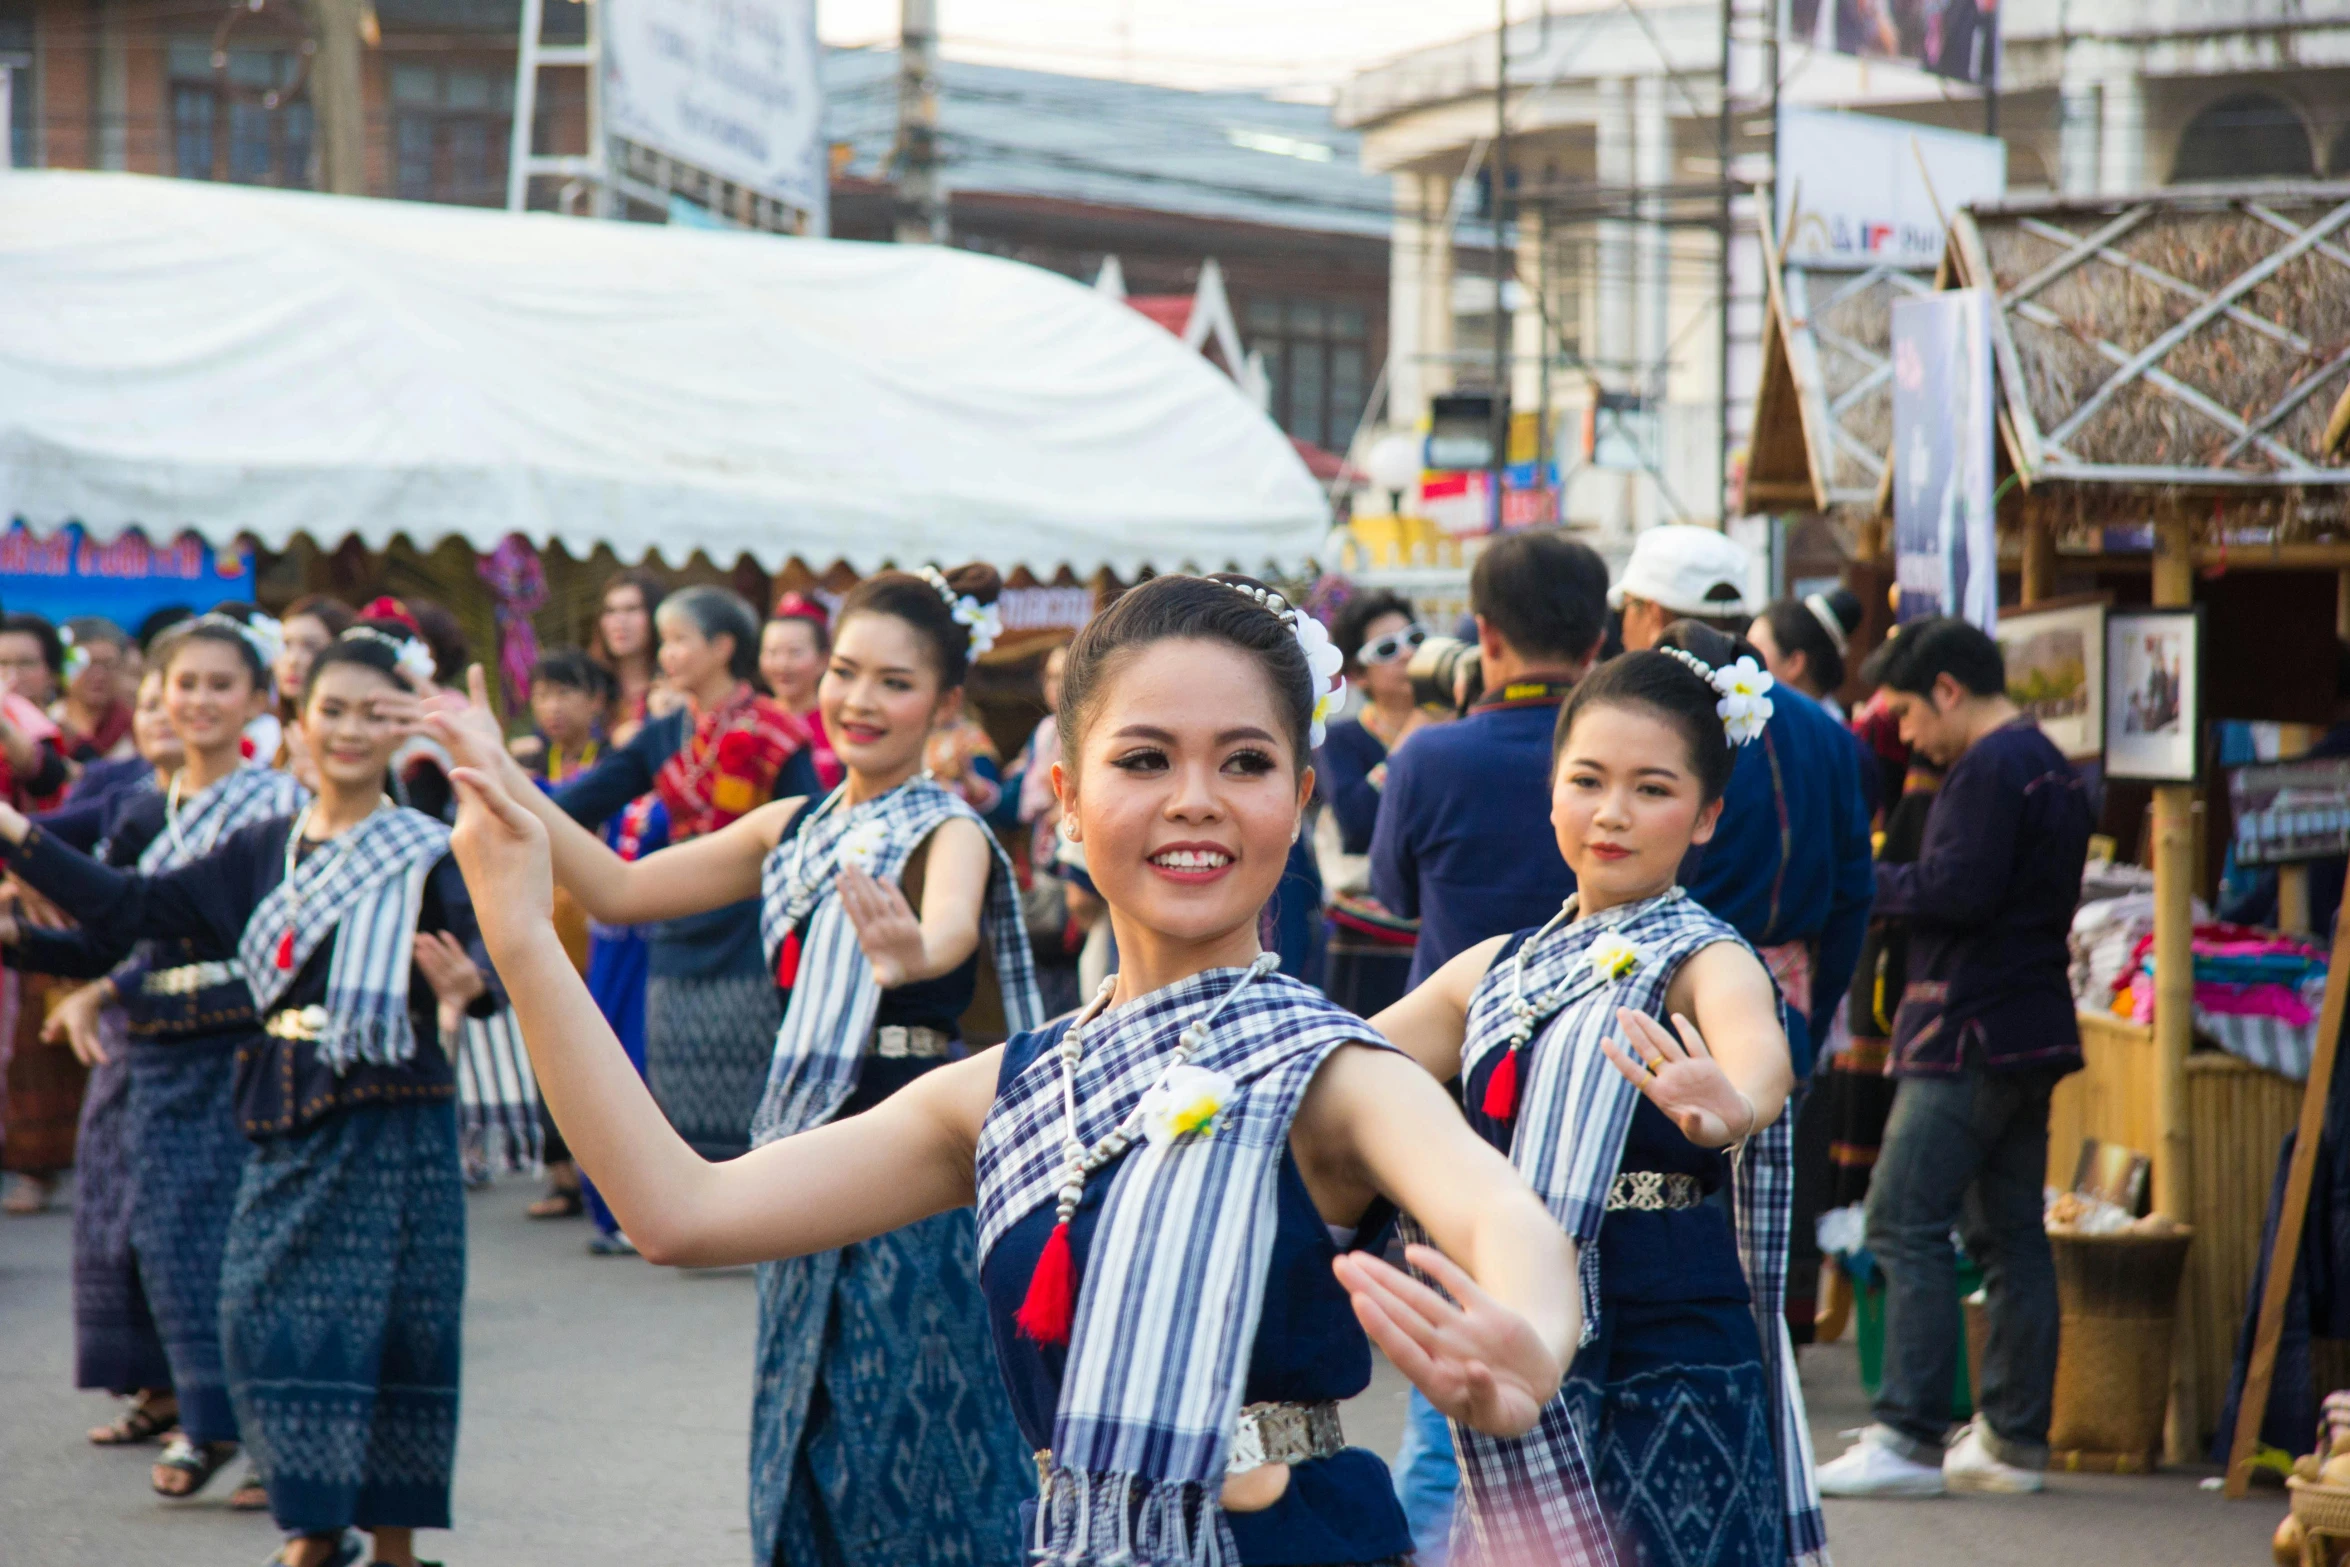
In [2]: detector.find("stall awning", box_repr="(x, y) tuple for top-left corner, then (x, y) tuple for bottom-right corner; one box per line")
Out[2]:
(0, 171), (1328, 576)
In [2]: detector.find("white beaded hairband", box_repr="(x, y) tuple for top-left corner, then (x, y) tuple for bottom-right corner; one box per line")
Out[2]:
(916, 566), (1003, 662)
(193, 611), (284, 671)
(1802, 593), (1850, 655)
(341, 625), (437, 689)
(1220, 579), (1346, 747)
(1656, 644), (1777, 747)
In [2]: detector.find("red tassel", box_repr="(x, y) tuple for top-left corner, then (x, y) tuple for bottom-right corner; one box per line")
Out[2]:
(774, 930), (801, 991)
(1015, 1220), (1079, 1346)
(273, 929), (296, 972)
(1481, 1047), (1521, 1122)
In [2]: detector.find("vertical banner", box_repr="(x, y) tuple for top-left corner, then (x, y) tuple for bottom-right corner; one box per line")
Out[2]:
(1891, 290), (1997, 630)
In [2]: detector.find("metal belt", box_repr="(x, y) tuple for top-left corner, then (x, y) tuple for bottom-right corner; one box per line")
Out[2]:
(263, 1005), (330, 1042)
(143, 961), (239, 997)
(871, 1024), (953, 1060)
(1035, 1399), (1346, 1497)
(1605, 1171), (1705, 1211)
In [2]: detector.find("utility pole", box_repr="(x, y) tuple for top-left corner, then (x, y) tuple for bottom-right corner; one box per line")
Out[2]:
(1490, 0), (1509, 530)
(297, 0), (367, 195)
(893, 0), (945, 244)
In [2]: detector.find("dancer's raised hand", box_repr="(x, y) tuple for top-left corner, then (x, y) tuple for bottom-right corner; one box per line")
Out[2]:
(1601, 1007), (1756, 1149)
(1333, 1243), (1561, 1438)
(422, 666), (517, 780)
(837, 866), (924, 988)
(448, 764), (554, 955)
(43, 979), (112, 1067)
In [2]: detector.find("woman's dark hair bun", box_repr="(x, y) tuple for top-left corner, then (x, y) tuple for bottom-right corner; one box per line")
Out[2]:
(942, 561), (1002, 606)
(834, 561), (1000, 690)
(1555, 645), (1738, 804)
(1057, 572), (1316, 767)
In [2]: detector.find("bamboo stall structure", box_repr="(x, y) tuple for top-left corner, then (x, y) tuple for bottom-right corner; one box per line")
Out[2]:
(1753, 180), (2350, 1462)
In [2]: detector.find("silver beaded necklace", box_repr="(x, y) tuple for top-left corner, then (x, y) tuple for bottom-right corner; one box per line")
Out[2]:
(1043, 950), (1280, 1228)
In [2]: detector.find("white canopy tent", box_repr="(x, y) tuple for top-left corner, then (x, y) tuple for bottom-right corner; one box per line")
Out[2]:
(0, 171), (1327, 576)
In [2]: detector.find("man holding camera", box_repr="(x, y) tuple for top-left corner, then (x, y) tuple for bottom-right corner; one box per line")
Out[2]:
(1368, 527), (1610, 1563)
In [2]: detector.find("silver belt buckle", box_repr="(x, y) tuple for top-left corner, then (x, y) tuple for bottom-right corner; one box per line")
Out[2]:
(1225, 1400), (1344, 1475)
(264, 1004), (330, 1042)
(873, 1025), (949, 1059)
(1605, 1170), (1705, 1211)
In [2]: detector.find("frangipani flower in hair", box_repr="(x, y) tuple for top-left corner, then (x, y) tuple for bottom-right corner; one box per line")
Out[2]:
(1712, 656), (1775, 746)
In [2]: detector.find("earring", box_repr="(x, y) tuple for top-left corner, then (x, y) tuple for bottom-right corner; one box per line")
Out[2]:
(1290, 817), (1303, 844)
(1059, 816), (1080, 843)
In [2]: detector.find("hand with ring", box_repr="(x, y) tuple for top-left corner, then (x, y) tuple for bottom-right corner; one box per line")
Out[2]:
(1598, 1007), (1757, 1150)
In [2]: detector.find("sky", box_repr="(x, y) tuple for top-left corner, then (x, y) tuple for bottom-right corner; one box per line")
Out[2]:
(814, 0), (1522, 98)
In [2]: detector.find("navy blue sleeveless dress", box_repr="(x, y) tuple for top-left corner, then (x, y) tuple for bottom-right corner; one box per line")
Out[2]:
(751, 805), (1033, 1567)
(1460, 929), (1783, 1567)
(983, 1024), (1415, 1567)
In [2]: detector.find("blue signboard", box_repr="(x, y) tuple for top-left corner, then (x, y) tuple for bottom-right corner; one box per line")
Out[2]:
(0, 522), (256, 630)
(1890, 291), (1998, 632)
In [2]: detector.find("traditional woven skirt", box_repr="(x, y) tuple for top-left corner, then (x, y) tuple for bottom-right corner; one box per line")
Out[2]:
(751, 1209), (1032, 1567)
(221, 1100), (465, 1535)
(1560, 1294), (1784, 1567)
(71, 1020), (171, 1395)
(643, 903), (778, 1161)
(126, 1036), (251, 1443)
(5, 974), (88, 1173)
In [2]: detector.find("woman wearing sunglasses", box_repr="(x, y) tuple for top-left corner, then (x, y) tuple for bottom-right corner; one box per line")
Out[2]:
(1318, 593), (1433, 859)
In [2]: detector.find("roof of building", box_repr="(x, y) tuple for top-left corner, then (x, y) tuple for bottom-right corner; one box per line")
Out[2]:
(822, 47), (1392, 239)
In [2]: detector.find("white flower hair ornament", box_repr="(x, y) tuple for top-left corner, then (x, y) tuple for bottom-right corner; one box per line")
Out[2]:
(57, 626), (87, 682)
(199, 611), (283, 671)
(394, 637), (437, 690)
(917, 566), (1002, 661)
(834, 816), (890, 877)
(1222, 581), (1347, 746)
(1658, 646), (1776, 747)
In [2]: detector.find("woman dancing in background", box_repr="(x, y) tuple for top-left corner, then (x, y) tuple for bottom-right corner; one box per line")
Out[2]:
(438, 571), (1590, 1567)
(433, 564), (1042, 1566)
(0, 625), (497, 1567)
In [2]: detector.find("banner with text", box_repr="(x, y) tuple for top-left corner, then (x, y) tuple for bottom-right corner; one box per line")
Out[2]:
(1891, 290), (1997, 632)
(605, 0), (826, 222)
(0, 522), (255, 628)
(1776, 109), (2005, 271)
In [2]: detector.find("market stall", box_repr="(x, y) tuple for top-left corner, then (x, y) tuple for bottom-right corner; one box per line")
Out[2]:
(0, 169), (1329, 632)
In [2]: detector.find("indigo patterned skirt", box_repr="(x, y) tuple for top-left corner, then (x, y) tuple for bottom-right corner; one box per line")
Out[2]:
(71, 1021), (171, 1395)
(126, 1036), (251, 1443)
(221, 1100), (465, 1535)
(752, 1209), (1032, 1567)
(1561, 1295), (1784, 1567)
(643, 965), (778, 1162)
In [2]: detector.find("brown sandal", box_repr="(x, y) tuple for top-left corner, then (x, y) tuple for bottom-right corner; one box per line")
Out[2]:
(90, 1393), (179, 1446)
(152, 1435), (239, 1498)
(230, 1474), (270, 1510)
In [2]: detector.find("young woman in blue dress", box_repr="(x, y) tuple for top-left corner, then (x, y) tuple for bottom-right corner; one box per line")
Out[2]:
(1371, 644), (1829, 1567)
(438, 572), (1588, 1567)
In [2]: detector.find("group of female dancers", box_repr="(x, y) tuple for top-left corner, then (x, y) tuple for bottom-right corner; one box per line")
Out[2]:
(16, 565), (1827, 1567)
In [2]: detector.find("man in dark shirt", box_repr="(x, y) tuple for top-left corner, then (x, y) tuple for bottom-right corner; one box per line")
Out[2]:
(1367, 526), (1609, 1563)
(1370, 529), (1611, 992)
(1817, 617), (2092, 1499)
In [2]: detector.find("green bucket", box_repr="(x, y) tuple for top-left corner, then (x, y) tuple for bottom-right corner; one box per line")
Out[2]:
(1853, 1255), (1981, 1421)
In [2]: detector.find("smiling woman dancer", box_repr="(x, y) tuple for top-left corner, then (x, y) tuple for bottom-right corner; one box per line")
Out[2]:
(10, 615), (301, 1507)
(433, 564), (1043, 1566)
(0, 624), (498, 1567)
(439, 571), (1590, 1567)
(1373, 642), (1828, 1567)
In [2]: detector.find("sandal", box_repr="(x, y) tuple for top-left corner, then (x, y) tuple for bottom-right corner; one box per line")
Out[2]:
(3, 1173), (55, 1214)
(230, 1473), (270, 1510)
(152, 1434), (239, 1498)
(90, 1393), (179, 1446)
(265, 1532), (363, 1567)
(525, 1188), (583, 1219)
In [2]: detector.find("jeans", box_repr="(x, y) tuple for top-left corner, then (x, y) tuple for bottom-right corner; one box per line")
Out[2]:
(1864, 1059), (2064, 1468)
(1391, 1386), (1458, 1565)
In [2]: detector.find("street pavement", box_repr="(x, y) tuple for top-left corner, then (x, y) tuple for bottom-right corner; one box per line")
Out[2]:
(0, 1175), (2288, 1564)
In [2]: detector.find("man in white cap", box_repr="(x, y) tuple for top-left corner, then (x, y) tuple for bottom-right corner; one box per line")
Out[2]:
(1610, 522), (1759, 651)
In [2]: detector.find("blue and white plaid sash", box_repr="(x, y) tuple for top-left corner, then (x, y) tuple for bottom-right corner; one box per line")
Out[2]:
(1455, 888), (1829, 1567)
(137, 767), (306, 875)
(975, 971), (1381, 1567)
(236, 806), (452, 1074)
(749, 776), (1042, 1145)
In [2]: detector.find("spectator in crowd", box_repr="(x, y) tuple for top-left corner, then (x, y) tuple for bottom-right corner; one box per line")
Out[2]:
(1001, 642), (1086, 1016)
(1368, 527), (1610, 1564)
(1815, 616), (2092, 1499)
(1751, 588), (1866, 719)
(266, 595), (355, 784)
(1318, 590), (1434, 859)
(512, 649), (616, 787)
(588, 568), (667, 747)
(55, 618), (136, 763)
(760, 591), (841, 791)
(0, 612), (82, 1214)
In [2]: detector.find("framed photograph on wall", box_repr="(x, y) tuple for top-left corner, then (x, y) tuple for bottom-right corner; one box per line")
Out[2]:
(1995, 596), (2107, 762)
(2105, 608), (2202, 783)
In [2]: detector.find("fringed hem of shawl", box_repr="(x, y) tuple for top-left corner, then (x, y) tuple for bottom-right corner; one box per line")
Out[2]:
(319, 1017), (420, 1074)
(1037, 1469), (1237, 1567)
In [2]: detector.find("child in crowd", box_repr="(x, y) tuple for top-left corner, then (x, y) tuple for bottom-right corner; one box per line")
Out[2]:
(510, 651), (617, 787)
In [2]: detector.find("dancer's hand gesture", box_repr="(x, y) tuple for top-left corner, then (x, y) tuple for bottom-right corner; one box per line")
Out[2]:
(1333, 1243), (1561, 1438)
(838, 867), (924, 989)
(1601, 1007), (1756, 1150)
(448, 765), (555, 957)
(43, 979), (112, 1067)
(423, 667), (520, 782)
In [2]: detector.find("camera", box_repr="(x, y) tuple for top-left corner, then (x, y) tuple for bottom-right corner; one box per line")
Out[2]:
(1407, 636), (1483, 715)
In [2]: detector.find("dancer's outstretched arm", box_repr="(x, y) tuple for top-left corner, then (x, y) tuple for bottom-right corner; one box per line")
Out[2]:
(1296, 1044), (1577, 1438)
(449, 763), (990, 1266)
(425, 668), (791, 927)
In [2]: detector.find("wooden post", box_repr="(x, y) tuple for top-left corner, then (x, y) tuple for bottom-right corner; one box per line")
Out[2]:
(2021, 506), (2055, 606)
(2150, 504), (2199, 1460)
(2280, 722), (2318, 936)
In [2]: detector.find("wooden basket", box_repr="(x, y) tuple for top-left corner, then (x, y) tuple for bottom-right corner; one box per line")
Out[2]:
(2047, 1228), (2195, 1461)
(2290, 1478), (2350, 1535)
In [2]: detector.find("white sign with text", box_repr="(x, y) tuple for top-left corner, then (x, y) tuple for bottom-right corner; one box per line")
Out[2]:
(604, 0), (826, 220)
(1776, 108), (2005, 271)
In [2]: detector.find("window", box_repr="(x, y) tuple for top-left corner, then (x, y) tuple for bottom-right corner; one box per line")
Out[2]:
(2172, 93), (2314, 184)
(390, 62), (514, 206)
(168, 40), (310, 187)
(1246, 296), (1370, 452)
(2, 8), (35, 168)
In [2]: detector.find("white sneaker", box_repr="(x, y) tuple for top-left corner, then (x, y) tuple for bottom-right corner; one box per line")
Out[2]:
(1816, 1428), (1947, 1498)
(1942, 1419), (2045, 1494)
